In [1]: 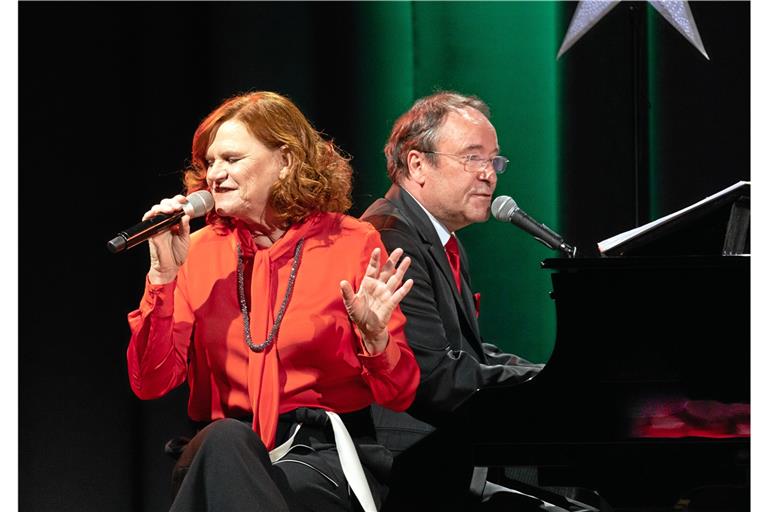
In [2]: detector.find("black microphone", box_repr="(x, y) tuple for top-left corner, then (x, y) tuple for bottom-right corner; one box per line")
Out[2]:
(106, 190), (214, 254)
(491, 195), (576, 257)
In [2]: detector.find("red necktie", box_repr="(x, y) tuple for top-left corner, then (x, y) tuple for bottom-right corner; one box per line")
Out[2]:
(444, 234), (461, 292)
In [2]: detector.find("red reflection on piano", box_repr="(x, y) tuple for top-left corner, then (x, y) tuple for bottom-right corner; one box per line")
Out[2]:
(631, 399), (750, 438)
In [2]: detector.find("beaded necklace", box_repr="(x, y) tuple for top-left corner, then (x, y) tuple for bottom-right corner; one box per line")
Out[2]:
(236, 238), (305, 352)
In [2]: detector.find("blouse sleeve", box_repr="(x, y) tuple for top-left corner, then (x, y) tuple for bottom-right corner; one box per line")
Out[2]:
(126, 266), (194, 400)
(355, 229), (420, 412)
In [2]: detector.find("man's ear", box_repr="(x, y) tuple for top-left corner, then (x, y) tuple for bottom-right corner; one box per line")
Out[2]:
(278, 145), (292, 180)
(406, 150), (428, 185)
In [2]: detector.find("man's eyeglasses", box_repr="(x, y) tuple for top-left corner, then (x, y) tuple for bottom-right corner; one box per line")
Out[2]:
(422, 151), (509, 175)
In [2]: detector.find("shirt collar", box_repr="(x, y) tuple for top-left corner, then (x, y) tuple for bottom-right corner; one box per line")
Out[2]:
(401, 188), (453, 247)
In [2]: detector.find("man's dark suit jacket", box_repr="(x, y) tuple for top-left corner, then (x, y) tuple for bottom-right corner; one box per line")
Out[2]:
(361, 184), (542, 455)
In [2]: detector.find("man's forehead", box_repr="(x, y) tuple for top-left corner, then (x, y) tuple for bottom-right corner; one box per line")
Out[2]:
(438, 108), (497, 150)
(451, 107), (485, 125)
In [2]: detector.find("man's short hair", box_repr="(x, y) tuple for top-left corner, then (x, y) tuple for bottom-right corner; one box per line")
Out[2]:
(384, 91), (491, 184)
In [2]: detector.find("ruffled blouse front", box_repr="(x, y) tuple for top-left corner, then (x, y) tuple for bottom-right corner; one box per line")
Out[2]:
(127, 212), (419, 448)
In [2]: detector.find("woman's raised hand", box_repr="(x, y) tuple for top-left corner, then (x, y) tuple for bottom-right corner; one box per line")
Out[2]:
(340, 247), (413, 356)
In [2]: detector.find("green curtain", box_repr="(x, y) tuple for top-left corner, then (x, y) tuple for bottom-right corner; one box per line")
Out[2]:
(352, 1), (561, 362)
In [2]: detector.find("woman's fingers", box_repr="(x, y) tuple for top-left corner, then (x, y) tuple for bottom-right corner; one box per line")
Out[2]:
(390, 278), (414, 306)
(339, 280), (356, 308)
(364, 247), (381, 279)
(141, 195), (189, 221)
(386, 256), (411, 292)
(378, 248), (403, 283)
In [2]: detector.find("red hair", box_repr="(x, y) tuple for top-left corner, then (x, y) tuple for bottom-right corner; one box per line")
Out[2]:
(184, 91), (352, 229)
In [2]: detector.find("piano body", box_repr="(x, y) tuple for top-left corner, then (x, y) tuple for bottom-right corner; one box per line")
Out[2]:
(457, 183), (750, 511)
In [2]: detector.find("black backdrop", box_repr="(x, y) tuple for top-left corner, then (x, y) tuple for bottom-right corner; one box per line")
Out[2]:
(19, 2), (749, 511)
(20, 4), (377, 510)
(559, 1), (750, 256)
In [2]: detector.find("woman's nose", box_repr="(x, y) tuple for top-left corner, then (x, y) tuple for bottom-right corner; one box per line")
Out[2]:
(206, 161), (226, 183)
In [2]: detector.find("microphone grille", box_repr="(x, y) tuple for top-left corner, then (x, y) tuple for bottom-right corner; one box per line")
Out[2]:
(491, 195), (518, 222)
(186, 190), (215, 218)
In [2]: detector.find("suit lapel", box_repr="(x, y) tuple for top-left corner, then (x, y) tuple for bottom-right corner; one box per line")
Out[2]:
(386, 186), (483, 346)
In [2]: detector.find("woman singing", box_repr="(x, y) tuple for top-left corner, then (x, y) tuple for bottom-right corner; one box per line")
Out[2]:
(126, 91), (419, 512)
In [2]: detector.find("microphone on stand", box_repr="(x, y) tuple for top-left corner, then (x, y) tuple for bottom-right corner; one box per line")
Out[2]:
(491, 195), (576, 257)
(106, 190), (214, 254)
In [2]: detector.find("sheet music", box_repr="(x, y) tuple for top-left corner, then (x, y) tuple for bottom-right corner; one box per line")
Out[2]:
(597, 181), (750, 254)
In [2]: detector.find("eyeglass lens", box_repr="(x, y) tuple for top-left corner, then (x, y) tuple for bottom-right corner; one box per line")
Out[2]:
(491, 157), (507, 173)
(467, 156), (506, 174)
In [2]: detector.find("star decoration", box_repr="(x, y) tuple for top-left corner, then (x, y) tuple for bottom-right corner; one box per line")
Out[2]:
(557, 0), (709, 60)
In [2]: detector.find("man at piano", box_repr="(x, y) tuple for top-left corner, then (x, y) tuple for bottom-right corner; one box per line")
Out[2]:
(361, 91), (545, 510)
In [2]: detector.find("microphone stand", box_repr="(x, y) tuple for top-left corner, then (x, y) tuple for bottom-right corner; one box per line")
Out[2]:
(560, 242), (577, 258)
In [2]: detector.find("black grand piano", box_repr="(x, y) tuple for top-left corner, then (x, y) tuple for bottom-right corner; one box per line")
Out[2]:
(456, 183), (750, 511)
